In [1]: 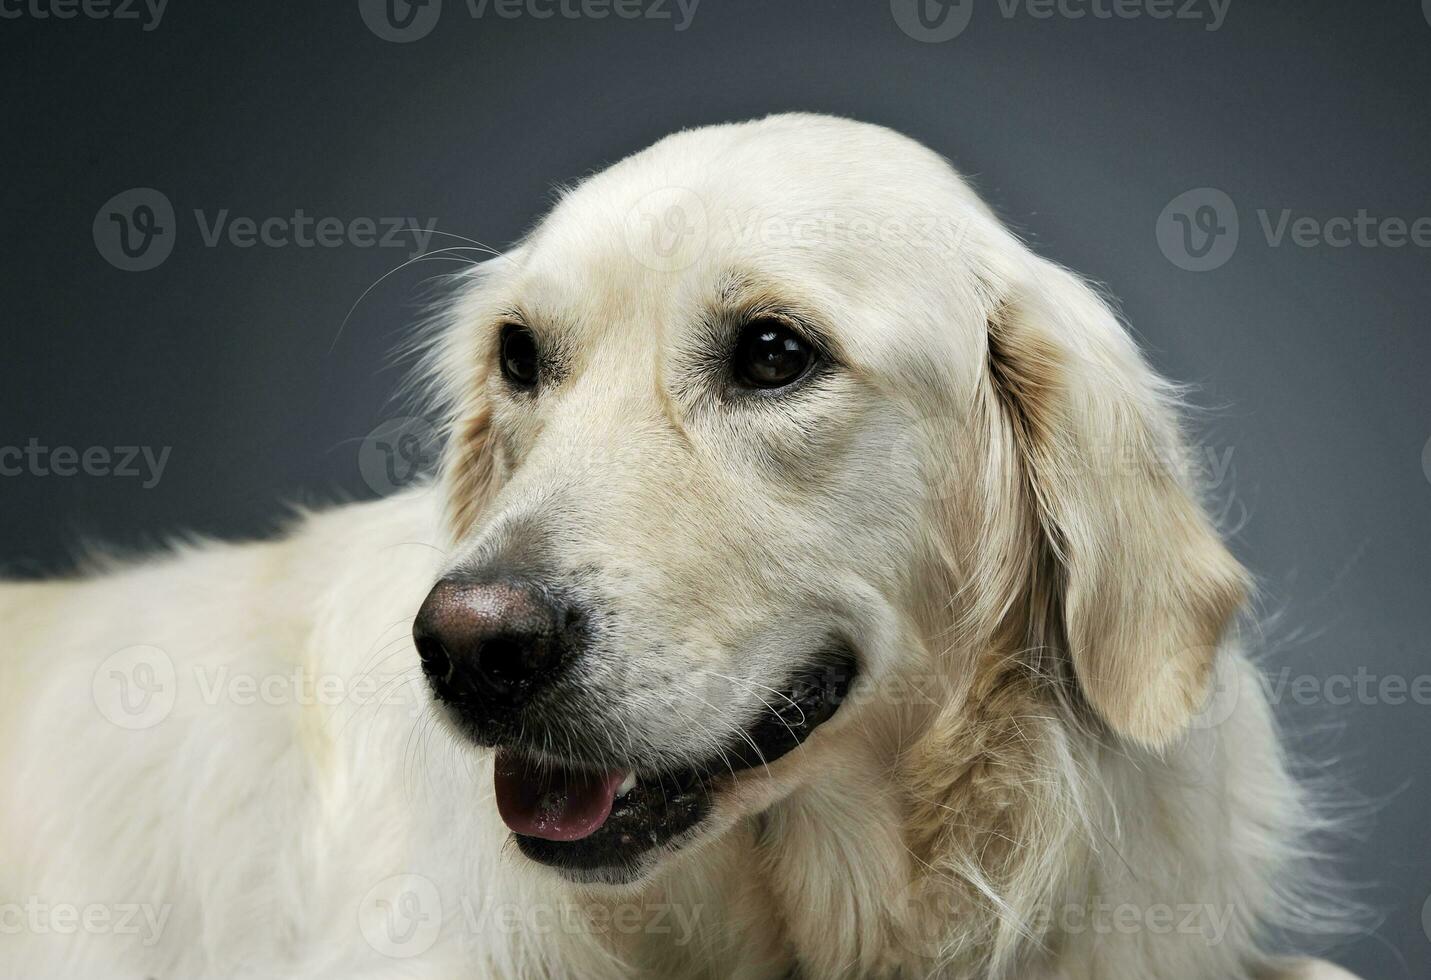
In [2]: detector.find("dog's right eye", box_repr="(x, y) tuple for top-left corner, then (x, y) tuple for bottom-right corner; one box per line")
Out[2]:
(500, 325), (539, 388)
(731, 318), (815, 390)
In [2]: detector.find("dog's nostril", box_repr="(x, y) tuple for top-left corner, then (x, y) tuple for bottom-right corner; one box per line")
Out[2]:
(415, 634), (455, 685)
(477, 633), (554, 699)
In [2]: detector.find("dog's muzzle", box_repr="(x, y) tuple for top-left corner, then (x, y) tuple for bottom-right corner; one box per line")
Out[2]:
(414, 575), (859, 880)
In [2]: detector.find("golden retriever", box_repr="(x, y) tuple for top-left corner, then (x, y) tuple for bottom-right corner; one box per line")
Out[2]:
(0, 115), (1358, 979)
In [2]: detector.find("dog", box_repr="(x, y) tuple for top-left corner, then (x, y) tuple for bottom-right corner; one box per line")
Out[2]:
(0, 115), (1359, 979)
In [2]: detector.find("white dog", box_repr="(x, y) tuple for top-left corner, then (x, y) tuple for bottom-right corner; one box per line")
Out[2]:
(0, 115), (1359, 979)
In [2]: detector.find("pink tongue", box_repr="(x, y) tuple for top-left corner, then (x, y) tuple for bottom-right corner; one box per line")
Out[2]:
(493, 748), (628, 842)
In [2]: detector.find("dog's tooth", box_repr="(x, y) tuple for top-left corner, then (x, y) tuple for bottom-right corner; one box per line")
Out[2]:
(616, 771), (637, 798)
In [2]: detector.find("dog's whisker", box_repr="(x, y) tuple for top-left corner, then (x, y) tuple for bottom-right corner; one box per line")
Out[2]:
(330, 245), (505, 352)
(697, 669), (808, 728)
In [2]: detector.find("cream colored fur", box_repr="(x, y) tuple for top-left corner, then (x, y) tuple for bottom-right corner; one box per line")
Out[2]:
(0, 115), (1356, 978)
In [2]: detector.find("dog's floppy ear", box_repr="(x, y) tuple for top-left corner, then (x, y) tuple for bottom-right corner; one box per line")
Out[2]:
(982, 257), (1248, 750)
(442, 408), (496, 541)
(420, 254), (516, 542)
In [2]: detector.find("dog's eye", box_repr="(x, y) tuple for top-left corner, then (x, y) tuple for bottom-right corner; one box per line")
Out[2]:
(732, 319), (814, 389)
(500, 325), (539, 387)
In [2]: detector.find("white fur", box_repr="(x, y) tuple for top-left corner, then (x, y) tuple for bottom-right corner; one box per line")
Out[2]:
(0, 115), (1356, 979)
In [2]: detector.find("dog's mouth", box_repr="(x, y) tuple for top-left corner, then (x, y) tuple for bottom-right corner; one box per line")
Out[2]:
(492, 651), (857, 882)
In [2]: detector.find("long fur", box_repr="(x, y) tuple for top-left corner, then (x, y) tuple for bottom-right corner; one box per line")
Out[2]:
(0, 115), (1357, 979)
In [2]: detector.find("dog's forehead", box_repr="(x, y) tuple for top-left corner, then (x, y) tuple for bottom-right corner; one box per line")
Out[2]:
(505, 116), (996, 374)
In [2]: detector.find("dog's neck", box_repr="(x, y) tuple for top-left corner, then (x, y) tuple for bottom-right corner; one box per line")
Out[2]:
(747, 668), (1065, 979)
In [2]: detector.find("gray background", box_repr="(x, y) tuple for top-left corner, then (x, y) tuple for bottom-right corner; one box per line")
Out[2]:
(1, 0), (1427, 974)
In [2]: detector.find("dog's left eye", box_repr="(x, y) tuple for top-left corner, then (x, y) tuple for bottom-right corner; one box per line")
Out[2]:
(500, 325), (539, 388)
(732, 319), (815, 390)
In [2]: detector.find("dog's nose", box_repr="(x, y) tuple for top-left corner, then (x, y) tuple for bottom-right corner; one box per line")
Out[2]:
(413, 577), (574, 713)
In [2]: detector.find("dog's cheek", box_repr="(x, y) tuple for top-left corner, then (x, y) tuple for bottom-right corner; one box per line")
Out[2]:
(748, 380), (868, 490)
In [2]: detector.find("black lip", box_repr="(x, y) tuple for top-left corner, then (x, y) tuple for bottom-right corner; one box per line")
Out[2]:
(512, 768), (710, 880)
(511, 646), (859, 880)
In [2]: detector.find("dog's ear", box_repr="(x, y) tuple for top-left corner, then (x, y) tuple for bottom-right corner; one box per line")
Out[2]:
(442, 408), (496, 541)
(981, 258), (1248, 750)
(422, 255), (515, 542)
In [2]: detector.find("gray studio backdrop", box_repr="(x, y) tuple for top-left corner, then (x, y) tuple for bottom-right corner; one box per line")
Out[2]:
(1, 0), (1427, 974)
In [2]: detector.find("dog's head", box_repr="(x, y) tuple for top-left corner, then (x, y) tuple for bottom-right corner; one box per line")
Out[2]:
(412, 115), (1247, 884)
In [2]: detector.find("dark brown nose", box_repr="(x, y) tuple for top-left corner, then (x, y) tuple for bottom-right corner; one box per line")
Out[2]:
(413, 577), (577, 720)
